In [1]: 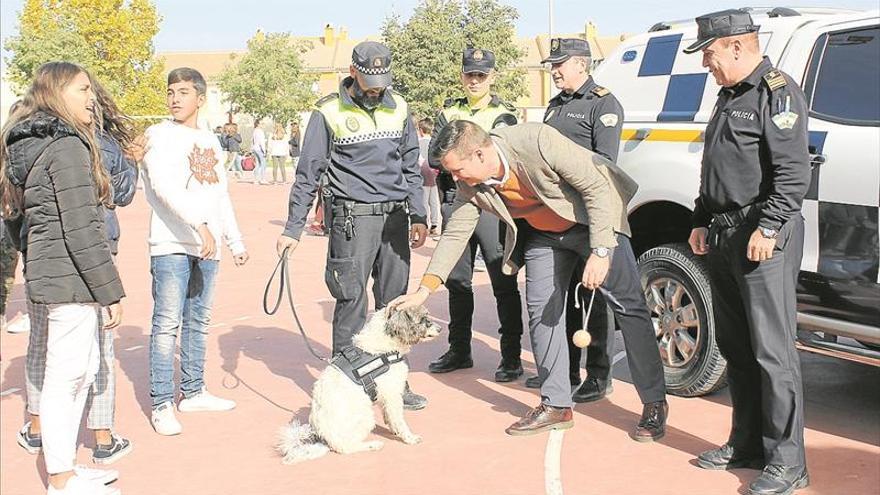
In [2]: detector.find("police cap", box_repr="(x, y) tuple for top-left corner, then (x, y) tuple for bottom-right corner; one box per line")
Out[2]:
(462, 48), (496, 74)
(541, 38), (591, 64)
(683, 9), (760, 54)
(351, 41), (393, 88)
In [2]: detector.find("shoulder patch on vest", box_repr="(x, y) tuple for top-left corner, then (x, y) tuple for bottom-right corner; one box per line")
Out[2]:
(762, 70), (787, 91)
(315, 92), (339, 107)
(591, 86), (611, 97)
(500, 100), (517, 113)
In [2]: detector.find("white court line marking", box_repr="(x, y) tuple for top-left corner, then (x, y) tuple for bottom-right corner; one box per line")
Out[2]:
(612, 350), (627, 365)
(545, 429), (565, 495)
(1, 388), (22, 397)
(234, 316), (251, 321)
(124, 345), (143, 351)
(207, 323), (226, 329)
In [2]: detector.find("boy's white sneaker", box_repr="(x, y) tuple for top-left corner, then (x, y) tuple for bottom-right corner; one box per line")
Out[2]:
(178, 388), (236, 412)
(73, 465), (118, 485)
(47, 474), (120, 495)
(151, 402), (182, 436)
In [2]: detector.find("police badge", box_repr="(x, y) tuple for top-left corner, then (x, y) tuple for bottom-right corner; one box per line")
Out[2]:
(551, 39), (560, 52)
(473, 49), (484, 61)
(771, 95), (798, 130)
(599, 113), (619, 127)
(345, 116), (360, 132)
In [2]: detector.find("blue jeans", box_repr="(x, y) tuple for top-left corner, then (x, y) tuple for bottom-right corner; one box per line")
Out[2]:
(149, 254), (219, 408)
(253, 150), (267, 183)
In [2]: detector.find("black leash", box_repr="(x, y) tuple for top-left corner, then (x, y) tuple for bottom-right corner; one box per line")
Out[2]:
(263, 247), (329, 363)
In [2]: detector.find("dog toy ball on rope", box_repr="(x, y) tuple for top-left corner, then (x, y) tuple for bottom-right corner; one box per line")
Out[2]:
(571, 285), (596, 349)
(572, 329), (592, 348)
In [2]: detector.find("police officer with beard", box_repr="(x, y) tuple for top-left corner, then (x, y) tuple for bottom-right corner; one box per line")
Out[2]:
(684, 10), (811, 495)
(277, 41), (429, 410)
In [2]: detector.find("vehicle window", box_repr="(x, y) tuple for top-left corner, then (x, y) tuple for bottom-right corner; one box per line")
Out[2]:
(808, 26), (880, 125)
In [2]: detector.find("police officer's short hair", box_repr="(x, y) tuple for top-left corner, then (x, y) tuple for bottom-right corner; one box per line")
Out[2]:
(429, 120), (492, 166)
(571, 56), (592, 71)
(167, 67), (207, 96)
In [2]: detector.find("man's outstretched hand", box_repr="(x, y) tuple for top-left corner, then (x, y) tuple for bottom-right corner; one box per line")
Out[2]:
(387, 286), (430, 313)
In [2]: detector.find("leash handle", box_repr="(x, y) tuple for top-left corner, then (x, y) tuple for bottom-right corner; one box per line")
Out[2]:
(263, 247), (329, 363)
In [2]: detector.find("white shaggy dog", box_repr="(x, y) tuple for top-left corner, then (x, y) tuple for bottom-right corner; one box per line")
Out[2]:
(277, 305), (440, 464)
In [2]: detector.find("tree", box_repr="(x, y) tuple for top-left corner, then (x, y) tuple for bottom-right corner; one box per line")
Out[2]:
(4, 0), (166, 118)
(217, 31), (317, 125)
(382, 0), (528, 117)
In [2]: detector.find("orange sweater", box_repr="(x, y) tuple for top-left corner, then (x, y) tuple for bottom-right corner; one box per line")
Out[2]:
(494, 167), (574, 233)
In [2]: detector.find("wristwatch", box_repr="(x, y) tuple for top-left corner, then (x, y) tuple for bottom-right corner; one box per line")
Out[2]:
(591, 247), (611, 258)
(758, 227), (779, 239)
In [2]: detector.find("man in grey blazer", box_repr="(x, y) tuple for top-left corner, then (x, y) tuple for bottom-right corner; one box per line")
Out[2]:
(390, 121), (667, 438)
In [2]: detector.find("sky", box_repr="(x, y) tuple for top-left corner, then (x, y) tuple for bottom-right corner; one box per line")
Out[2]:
(1, 0), (878, 55)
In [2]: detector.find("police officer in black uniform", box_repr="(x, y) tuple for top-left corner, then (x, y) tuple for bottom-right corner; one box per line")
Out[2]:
(277, 41), (430, 410)
(426, 48), (525, 383)
(534, 38), (668, 441)
(684, 10), (811, 495)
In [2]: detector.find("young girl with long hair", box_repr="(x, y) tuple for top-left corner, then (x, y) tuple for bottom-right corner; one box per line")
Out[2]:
(16, 75), (139, 471)
(0, 61), (125, 495)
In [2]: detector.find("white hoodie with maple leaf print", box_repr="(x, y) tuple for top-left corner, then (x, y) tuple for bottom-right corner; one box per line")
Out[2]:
(142, 120), (245, 260)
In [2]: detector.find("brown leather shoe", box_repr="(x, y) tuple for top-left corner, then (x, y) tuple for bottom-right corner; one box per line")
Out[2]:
(631, 400), (668, 442)
(505, 404), (573, 436)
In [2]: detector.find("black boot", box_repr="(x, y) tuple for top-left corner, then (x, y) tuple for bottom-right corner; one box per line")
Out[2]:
(494, 357), (524, 382)
(696, 444), (764, 470)
(748, 465), (809, 495)
(572, 377), (613, 403)
(428, 348), (473, 373)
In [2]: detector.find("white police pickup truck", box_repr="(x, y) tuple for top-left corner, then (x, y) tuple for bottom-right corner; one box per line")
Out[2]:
(592, 7), (880, 396)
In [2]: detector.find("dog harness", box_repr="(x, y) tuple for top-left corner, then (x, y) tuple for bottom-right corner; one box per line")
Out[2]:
(330, 347), (405, 402)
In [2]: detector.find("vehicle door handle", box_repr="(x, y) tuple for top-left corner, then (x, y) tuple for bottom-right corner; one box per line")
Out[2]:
(809, 153), (826, 169)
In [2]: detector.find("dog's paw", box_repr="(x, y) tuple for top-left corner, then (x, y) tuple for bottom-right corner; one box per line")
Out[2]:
(400, 433), (422, 445)
(365, 440), (384, 451)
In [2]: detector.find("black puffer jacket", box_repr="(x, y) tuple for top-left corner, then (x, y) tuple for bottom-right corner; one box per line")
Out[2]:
(3, 113), (124, 306)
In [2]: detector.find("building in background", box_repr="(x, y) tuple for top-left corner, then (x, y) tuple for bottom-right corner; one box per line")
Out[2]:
(0, 23), (626, 134)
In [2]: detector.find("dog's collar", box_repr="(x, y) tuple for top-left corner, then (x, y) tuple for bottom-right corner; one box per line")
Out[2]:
(330, 347), (405, 402)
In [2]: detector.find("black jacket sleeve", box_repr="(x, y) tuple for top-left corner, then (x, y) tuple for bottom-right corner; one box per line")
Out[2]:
(758, 81), (811, 230)
(283, 110), (332, 240)
(400, 113), (426, 224)
(590, 95), (624, 163)
(47, 137), (124, 306)
(100, 135), (138, 207)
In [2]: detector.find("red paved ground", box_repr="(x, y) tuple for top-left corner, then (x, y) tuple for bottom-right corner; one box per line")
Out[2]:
(1, 180), (878, 495)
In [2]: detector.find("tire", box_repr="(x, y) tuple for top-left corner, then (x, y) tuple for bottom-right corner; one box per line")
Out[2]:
(637, 243), (728, 397)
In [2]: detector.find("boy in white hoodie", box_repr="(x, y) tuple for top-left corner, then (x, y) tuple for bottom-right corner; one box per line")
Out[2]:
(141, 67), (249, 436)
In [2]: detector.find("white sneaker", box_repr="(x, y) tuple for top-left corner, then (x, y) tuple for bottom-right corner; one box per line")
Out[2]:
(151, 402), (182, 436)
(73, 465), (118, 485)
(47, 474), (120, 494)
(6, 313), (30, 333)
(178, 388), (236, 412)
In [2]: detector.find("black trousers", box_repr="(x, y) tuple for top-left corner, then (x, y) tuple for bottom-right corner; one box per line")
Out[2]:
(707, 216), (806, 467)
(440, 203), (524, 360)
(324, 208), (410, 355)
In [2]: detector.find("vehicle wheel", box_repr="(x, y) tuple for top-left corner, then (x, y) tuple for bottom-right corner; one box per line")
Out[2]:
(638, 243), (727, 397)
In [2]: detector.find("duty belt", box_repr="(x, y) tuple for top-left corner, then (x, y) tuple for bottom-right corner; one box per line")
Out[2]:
(331, 200), (407, 217)
(712, 201), (766, 229)
(330, 346), (405, 402)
